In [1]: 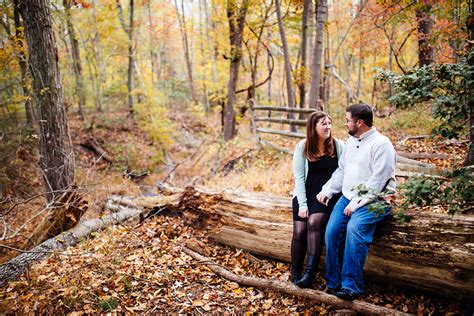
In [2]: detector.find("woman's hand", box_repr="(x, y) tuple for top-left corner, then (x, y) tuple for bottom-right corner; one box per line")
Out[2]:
(298, 207), (309, 218)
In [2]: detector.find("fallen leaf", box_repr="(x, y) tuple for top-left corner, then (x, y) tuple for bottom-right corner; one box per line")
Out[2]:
(192, 300), (205, 307)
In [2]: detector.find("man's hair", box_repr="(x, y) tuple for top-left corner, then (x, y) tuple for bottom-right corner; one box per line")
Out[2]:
(346, 103), (373, 127)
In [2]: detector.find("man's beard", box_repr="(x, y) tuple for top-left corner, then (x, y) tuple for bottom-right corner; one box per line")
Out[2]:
(348, 127), (357, 136)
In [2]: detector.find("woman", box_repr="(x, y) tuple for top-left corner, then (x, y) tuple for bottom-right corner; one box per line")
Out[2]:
(291, 111), (344, 288)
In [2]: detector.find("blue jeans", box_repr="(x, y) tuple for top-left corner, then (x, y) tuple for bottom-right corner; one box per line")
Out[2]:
(325, 195), (391, 294)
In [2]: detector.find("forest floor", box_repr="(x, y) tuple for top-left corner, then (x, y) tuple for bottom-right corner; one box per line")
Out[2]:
(0, 105), (469, 314)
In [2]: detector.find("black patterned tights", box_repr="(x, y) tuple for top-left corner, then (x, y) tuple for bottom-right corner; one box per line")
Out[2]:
(291, 213), (330, 263)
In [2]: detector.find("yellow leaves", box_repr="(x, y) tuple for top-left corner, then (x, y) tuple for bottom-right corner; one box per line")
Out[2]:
(20, 292), (33, 301)
(262, 298), (273, 310)
(233, 288), (245, 298)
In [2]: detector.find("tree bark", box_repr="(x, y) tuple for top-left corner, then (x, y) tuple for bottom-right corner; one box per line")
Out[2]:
(116, 0), (135, 114)
(224, 0), (249, 141)
(91, 0), (103, 112)
(109, 186), (474, 299)
(13, 0), (36, 127)
(275, 0), (296, 132)
(18, 0), (75, 203)
(298, 0), (311, 115)
(127, 0), (135, 113)
(63, 0), (86, 117)
(322, 30), (330, 105)
(202, 0), (217, 86)
(147, 0), (156, 88)
(246, 3), (272, 103)
(198, 0), (209, 112)
(267, 41), (272, 102)
(465, 7), (474, 166)
(175, 0), (198, 104)
(308, 0), (327, 110)
(416, 4), (434, 67)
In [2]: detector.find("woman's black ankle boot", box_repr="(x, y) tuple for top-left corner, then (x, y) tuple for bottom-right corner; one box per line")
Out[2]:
(291, 255), (305, 285)
(296, 255), (318, 288)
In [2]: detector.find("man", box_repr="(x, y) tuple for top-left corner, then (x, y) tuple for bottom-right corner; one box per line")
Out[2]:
(317, 103), (396, 300)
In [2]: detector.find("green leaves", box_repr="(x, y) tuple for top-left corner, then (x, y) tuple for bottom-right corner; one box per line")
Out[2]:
(399, 168), (474, 216)
(376, 55), (470, 139)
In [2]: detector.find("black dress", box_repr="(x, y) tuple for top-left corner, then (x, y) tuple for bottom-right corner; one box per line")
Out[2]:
(292, 152), (341, 221)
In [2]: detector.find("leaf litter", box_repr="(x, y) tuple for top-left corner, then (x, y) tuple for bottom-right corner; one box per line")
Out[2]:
(0, 207), (463, 314)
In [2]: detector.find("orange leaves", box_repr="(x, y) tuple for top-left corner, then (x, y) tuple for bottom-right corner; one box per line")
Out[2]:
(0, 197), (463, 314)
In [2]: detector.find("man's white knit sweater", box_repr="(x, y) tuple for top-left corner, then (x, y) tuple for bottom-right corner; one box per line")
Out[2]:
(319, 127), (397, 211)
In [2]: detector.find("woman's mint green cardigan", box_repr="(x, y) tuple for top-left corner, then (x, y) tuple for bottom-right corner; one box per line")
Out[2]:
(292, 139), (345, 211)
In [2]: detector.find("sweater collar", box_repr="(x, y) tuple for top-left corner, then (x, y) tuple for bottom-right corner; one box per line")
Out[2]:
(356, 127), (377, 141)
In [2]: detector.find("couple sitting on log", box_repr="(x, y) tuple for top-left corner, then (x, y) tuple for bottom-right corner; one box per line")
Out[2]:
(291, 103), (396, 301)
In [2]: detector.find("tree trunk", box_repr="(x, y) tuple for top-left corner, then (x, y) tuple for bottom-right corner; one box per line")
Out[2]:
(224, 0), (249, 141)
(322, 30), (330, 105)
(108, 186), (474, 299)
(199, 0), (209, 112)
(18, 0), (75, 203)
(356, 39), (362, 98)
(116, 0), (135, 114)
(308, 0), (327, 110)
(202, 0), (217, 86)
(175, 0), (198, 104)
(91, 0), (104, 112)
(465, 7), (474, 166)
(298, 0), (311, 116)
(307, 0), (315, 69)
(147, 0), (156, 88)
(13, 0), (36, 127)
(416, 4), (434, 67)
(127, 0), (135, 114)
(267, 47), (272, 102)
(247, 2), (272, 103)
(387, 26), (394, 97)
(63, 0), (86, 117)
(275, 0), (296, 132)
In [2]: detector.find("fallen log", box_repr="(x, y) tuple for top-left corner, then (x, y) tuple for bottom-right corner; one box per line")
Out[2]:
(80, 137), (113, 163)
(397, 151), (451, 160)
(0, 193), (180, 286)
(115, 185), (474, 299)
(182, 245), (409, 315)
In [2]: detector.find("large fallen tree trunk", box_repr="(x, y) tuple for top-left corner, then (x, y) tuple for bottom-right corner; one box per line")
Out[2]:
(108, 185), (474, 299)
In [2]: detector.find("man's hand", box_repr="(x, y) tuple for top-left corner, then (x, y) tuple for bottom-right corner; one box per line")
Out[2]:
(317, 193), (329, 206)
(298, 207), (309, 218)
(344, 205), (354, 216)
(384, 194), (395, 205)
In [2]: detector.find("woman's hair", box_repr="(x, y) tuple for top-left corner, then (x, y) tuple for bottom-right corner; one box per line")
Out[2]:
(304, 111), (335, 161)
